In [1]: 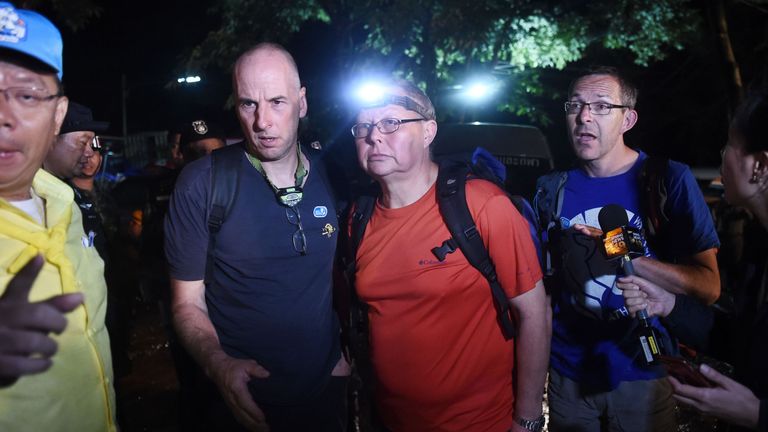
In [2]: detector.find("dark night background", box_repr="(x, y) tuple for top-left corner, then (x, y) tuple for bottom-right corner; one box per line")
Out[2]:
(22, 2), (766, 430)
(56, 1), (768, 171)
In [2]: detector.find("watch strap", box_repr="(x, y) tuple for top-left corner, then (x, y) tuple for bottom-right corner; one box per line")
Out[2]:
(514, 414), (545, 431)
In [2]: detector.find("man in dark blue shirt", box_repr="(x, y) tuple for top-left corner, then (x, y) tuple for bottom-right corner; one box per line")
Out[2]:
(164, 43), (348, 432)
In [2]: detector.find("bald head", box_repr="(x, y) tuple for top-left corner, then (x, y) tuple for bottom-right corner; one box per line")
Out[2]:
(232, 42), (308, 162)
(233, 43), (301, 92)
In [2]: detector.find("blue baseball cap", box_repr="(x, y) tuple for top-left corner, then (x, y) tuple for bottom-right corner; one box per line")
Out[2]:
(0, 2), (63, 79)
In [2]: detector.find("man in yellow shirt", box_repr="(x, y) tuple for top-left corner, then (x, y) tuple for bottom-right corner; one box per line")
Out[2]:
(0, 3), (117, 431)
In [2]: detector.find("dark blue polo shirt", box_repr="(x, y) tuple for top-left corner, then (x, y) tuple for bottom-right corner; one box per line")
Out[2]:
(165, 145), (341, 405)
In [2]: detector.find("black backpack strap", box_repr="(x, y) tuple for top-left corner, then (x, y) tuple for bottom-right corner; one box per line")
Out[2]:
(343, 186), (379, 427)
(638, 156), (670, 249)
(205, 143), (244, 284)
(346, 189), (377, 278)
(533, 170), (568, 279)
(342, 183), (379, 355)
(533, 170), (567, 232)
(509, 195), (544, 269)
(434, 159), (517, 340)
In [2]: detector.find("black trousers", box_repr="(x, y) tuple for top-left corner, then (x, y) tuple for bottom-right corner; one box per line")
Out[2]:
(204, 376), (348, 432)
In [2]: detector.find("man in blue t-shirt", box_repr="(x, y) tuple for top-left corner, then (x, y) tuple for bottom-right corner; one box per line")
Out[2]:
(536, 66), (720, 431)
(164, 43), (349, 432)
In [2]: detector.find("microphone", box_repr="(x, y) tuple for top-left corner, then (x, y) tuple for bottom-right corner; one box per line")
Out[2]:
(598, 204), (662, 364)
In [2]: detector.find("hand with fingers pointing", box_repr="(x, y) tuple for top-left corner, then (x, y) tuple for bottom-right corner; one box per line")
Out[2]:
(0, 255), (84, 387)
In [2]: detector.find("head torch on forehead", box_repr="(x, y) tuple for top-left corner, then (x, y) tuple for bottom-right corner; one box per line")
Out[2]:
(361, 94), (430, 119)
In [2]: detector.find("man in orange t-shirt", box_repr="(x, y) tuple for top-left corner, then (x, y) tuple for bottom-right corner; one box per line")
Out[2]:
(350, 79), (551, 432)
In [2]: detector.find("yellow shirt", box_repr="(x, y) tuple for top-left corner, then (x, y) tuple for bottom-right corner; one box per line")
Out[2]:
(0, 169), (116, 431)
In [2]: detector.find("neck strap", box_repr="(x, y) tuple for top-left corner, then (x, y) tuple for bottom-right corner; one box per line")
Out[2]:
(246, 144), (307, 206)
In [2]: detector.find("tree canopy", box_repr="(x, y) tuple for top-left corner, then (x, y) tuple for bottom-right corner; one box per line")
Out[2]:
(185, 0), (703, 124)
(19, 0), (102, 31)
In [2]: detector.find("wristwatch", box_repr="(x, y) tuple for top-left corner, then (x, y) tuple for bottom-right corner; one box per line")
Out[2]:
(514, 414), (545, 432)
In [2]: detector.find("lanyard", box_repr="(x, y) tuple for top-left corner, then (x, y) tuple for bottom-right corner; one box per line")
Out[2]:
(245, 144), (307, 207)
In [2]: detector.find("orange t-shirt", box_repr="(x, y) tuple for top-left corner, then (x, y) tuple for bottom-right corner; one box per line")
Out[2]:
(355, 179), (543, 432)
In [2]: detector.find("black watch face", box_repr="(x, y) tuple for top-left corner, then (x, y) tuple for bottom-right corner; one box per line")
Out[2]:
(277, 186), (303, 207)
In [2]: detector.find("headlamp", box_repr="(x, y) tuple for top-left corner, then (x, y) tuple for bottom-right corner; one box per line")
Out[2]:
(360, 94), (430, 120)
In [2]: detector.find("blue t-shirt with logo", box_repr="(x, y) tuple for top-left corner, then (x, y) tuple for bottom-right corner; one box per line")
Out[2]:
(548, 152), (719, 391)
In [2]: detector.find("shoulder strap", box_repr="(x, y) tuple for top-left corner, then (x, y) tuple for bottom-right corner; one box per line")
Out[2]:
(533, 170), (568, 232)
(638, 155), (670, 243)
(533, 170), (568, 278)
(205, 143), (244, 284)
(509, 194), (544, 269)
(344, 185), (377, 376)
(347, 188), (377, 279)
(434, 159), (517, 339)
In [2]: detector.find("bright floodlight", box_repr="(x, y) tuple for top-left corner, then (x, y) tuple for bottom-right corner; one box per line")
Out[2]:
(178, 75), (202, 84)
(466, 82), (491, 100)
(354, 82), (386, 104)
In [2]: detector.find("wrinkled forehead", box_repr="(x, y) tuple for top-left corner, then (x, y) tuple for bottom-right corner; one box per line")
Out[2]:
(0, 59), (57, 91)
(356, 102), (413, 122)
(356, 87), (429, 120)
(234, 50), (301, 92)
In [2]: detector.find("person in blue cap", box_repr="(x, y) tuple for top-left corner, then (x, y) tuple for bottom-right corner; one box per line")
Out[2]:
(0, 3), (117, 431)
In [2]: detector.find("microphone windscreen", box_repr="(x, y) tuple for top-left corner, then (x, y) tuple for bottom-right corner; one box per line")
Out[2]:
(598, 204), (629, 232)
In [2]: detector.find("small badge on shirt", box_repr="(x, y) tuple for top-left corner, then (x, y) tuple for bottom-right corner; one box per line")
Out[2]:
(313, 206), (328, 218)
(321, 223), (336, 238)
(81, 230), (96, 248)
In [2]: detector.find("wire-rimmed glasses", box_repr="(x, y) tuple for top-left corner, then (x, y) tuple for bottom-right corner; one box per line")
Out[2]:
(350, 118), (425, 138)
(285, 206), (307, 255)
(564, 101), (629, 115)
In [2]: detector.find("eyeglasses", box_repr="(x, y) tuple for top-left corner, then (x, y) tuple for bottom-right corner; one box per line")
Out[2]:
(64, 134), (101, 151)
(564, 101), (629, 115)
(285, 206), (307, 255)
(0, 87), (60, 110)
(350, 118), (424, 138)
(91, 136), (102, 151)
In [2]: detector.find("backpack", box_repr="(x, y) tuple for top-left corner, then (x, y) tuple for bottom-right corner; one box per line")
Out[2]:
(204, 143), (243, 285)
(347, 147), (541, 340)
(532, 155), (670, 280)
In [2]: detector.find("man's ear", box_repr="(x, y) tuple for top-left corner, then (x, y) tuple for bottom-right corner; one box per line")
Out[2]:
(423, 119), (437, 149)
(53, 96), (68, 135)
(621, 109), (638, 133)
(298, 86), (307, 119)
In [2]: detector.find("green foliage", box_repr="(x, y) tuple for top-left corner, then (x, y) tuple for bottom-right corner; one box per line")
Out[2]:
(601, 0), (700, 66)
(187, 0), (704, 124)
(186, 0), (330, 71)
(19, 0), (103, 31)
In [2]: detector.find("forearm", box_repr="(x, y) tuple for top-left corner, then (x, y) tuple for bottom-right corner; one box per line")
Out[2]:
(172, 302), (229, 377)
(660, 294), (713, 351)
(170, 279), (229, 379)
(513, 313), (549, 419)
(511, 285), (550, 420)
(632, 250), (720, 304)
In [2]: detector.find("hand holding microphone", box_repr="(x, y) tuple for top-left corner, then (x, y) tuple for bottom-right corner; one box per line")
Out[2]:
(616, 275), (677, 319)
(598, 204), (663, 364)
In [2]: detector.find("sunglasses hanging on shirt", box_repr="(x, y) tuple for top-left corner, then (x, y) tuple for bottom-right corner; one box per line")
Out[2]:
(245, 144), (307, 207)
